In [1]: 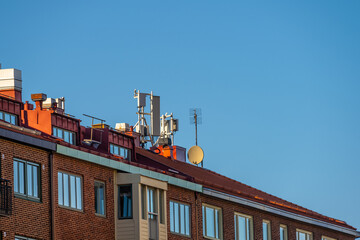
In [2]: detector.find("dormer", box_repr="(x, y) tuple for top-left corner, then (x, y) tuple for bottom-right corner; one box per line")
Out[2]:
(22, 93), (81, 145)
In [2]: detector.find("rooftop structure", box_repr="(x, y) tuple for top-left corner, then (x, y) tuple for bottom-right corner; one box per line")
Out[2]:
(0, 65), (358, 240)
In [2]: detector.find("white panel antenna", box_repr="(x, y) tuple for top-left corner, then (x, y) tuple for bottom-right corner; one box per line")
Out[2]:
(133, 90), (161, 147)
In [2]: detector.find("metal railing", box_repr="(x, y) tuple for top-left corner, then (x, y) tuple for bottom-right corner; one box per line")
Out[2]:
(0, 178), (12, 215)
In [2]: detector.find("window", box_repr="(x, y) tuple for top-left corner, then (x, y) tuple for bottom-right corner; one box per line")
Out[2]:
(234, 213), (253, 240)
(110, 143), (131, 161)
(170, 200), (190, 236)
(0, 110), (17, 125)
(118, 185), (132, 219)
(141, 185), (147, 219)
(52, 126), (76, 144)
(202, 204), (222, 239)
(58, 172), (82, 210)
(322, 237), (336, 240)
(15, 236), (36, 240)
(263, 220), (271, 240)
(159, 190), (165, 224)
(13, 158), (40, 200)
(147, 187), (157, 219)
(95, 181), (105, 216)
(296, 229), (312, 240)
(280, 225), (288, 240)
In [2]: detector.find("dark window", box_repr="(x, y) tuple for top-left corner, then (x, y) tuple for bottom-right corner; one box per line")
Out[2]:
(95, 181), (105, 215)
(118, 185), (132, 219)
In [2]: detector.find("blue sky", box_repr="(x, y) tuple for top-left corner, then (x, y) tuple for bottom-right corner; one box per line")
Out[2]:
(1, 0), (360, 229)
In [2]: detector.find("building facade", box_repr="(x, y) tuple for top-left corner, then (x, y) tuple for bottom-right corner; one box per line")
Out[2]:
(0, 65), (359, 240)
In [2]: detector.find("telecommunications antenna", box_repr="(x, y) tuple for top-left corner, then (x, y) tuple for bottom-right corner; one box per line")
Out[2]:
(187, 145), (204, 165)
(189, 108), (204, 166)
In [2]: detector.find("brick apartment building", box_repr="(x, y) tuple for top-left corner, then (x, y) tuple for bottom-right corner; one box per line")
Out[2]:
(0, 65), (359, 240)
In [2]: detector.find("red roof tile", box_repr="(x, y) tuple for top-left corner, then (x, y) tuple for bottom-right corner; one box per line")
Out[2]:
(136, 147), (356, 230)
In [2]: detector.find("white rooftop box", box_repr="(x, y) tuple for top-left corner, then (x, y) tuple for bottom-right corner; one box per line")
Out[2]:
(0, 68), (22, 91)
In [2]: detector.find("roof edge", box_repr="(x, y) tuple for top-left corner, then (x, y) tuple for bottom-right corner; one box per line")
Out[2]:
(203, 188), (359, 236)
(56, 144), (202, 193)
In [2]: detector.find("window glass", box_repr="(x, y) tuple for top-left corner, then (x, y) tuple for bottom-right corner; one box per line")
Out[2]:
(141, 185), (147, 219)
(0, 111), (18, 125)
(322, 237), (336, 240)
(235, 213), (253, 240)
(202, 204), (222, 239)
(109, 143), (131, 160)
(280, 225), (287, 240)
(58, 172), (63, 205)
(170, 200), (191, 236)
(58, 172), (82, 210)
(13, 159), (39, 199)
(95, 181), (106, 215)
(52, 126), (76, 144)
(118, 185), (132, 218)
(296, 230), (312, 240)
(159, 190), (164, 224)
(263, 221), (271, 240)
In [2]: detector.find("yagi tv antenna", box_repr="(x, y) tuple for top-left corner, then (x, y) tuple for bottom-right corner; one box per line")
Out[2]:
(188, 108), (204, 167)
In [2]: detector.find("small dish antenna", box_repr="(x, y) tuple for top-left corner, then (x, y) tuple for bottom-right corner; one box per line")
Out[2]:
(188, 145), (204, 165)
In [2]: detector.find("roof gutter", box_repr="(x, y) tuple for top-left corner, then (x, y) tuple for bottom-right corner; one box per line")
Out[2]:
(56, 144), (202, 192)
(203, 188), (360, 237)
(0, 125), (56, 151)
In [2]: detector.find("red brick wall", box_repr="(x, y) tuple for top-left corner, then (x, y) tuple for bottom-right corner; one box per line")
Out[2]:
(167, 185), (355, 240)
(53, 153), (115, 240)
(0, 138), (51, 240)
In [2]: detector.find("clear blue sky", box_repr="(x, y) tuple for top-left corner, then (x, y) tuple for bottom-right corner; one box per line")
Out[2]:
(1, 0), (359, 229)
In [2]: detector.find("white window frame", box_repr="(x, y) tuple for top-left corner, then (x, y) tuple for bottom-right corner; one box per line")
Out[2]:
(58, 172), (82, 211)
(95, 181), (106, 216)
(13, 158), (40, 200)
(170, 200), (191, 237)
(109, 143), (131, 161)
(0, 110), (17, 125)
(52, 126), (76, 144)
(322, 236), (336, 240)
(263, 220), (271, 240)
(202, 203), (223, 240)
(296, 229), (313, 240)
(280, 224), (288, 240)
(234, 212), (253, 240)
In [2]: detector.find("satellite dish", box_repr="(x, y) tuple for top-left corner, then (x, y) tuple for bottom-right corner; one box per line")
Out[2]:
(188, 145), (204, 165)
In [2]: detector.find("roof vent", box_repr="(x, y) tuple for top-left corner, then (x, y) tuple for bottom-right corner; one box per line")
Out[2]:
(115, 123), (130, 132)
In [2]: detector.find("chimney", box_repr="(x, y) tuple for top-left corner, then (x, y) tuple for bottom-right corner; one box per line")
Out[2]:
(31, 93), (47, 110)
(0, 67), (22, 101)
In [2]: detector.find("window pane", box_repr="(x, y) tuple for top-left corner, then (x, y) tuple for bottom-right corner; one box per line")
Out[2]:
(263, 222), (269, 240)
(174, 202), (179, 233)
(180, 204), (185, 234)
(206, 207), (215, 238)
(119, 185), (132, 218)
(27, 165), (33, 196)
(14, 161), (18, 193)
(238, 216), (246, 240)
(58, 172), (63, 205)
(99, 184), (104, 215)
(10, 115), (16, 124)
(64, 131), (70, 143)
(76, 177), (82, 209)
(170, 201), (174, 232)
(58, 129), (63, 139)
(4, 113), (10, 123)
(18, 162), (25, 194)
(185, 205), (190, 236)
(70, 132), (74, 144)
(63, 174), (69, 206)
(70, 175), (76, 208)
(33, 166), (38, 197)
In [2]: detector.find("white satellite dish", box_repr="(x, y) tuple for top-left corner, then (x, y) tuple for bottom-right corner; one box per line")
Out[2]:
(187, 145), (204, 165)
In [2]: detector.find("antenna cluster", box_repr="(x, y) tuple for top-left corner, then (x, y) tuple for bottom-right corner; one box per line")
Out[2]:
(133, 90), (179, 147)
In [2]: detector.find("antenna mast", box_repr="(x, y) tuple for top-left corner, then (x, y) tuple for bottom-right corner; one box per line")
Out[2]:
(190, 108), (202, 166)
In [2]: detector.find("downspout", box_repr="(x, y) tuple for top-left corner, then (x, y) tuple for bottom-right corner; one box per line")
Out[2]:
(49, 151), (55, 240)
(195, 191), (199, 240)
